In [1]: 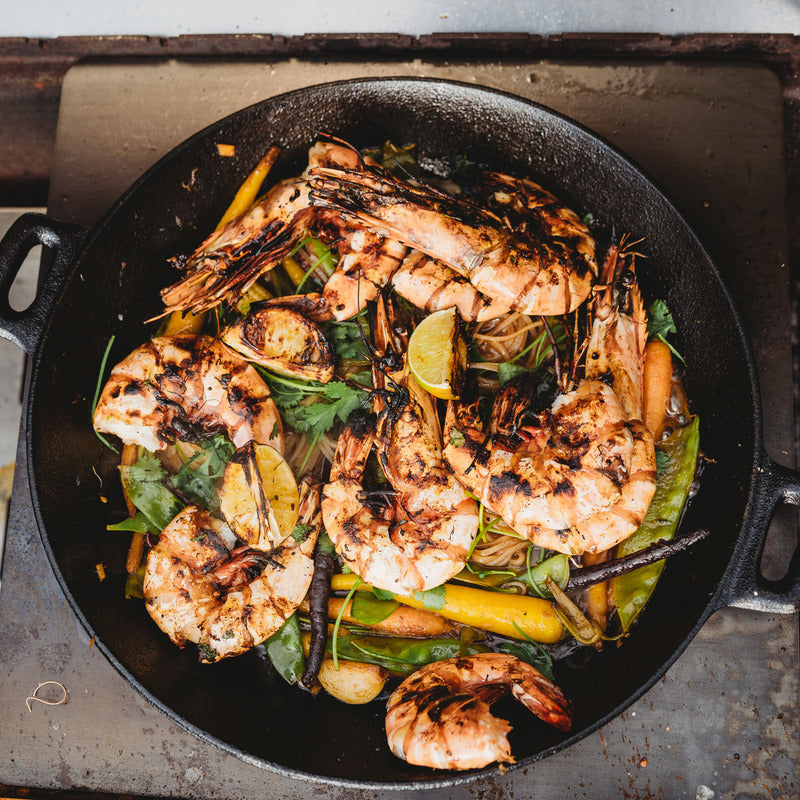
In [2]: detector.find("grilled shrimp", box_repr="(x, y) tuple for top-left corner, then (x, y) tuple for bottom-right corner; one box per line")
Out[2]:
(221, 302), (335, 383)
(391, 251), (510, 322)
(385, 653), (571, 770)
(322, 381), (479, 595)
(162, 141), (406, 318)
(309, 165), (597, 315)
(443, 245), (656, 555)
(93, 335), (283, 453)
(143, 478), (321, 662)
(161, 175), (314, 314)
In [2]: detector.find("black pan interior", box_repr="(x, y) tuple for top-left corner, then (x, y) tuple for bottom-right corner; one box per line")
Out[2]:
(26, 79), (758, 786)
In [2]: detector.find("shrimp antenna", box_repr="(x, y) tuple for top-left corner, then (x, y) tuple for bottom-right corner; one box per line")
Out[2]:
(540, 316), (566, 392)
(314, 131), (369, 170)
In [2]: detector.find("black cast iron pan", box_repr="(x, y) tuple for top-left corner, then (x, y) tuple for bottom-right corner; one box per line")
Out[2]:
(0, 78), (798, 789)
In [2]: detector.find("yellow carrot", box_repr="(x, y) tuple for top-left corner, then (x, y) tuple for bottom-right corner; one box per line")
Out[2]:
(330, 574), (564, 644)
(163, 146), (280, 333)
(581, 550), (609, 637)
(216, 146), (280, 229)
(643, 339), (673, 439)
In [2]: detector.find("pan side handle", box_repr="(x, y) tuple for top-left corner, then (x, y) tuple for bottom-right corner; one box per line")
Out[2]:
(0, 213), (87, 355)
(717, 452), (800, 613)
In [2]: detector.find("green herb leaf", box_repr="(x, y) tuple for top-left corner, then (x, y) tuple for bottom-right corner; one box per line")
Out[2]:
(172, 434), (236, 515)
(325, 319), (368, 362)
(282, 381), (367, 440)
(290, 522), (313, 543)
(499, 639), (555, 682)
(647, 299), (677, 340)
(107, 511), (153, 534)
(120, 452), (183, 531)
(315, 531), (336, 556)
(448, 427), (466, 448)
(497, 361), (530, 386)
(411, 585), (447, 612)
(329, 632), (486, 676)
(371, 587), (396, 602)
(655, 448), (670, 475)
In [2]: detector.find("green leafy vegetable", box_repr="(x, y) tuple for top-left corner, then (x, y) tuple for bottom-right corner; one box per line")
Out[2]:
(497, 361), (530, 386)
(290, 523), (313, 543)
(647, 299), (677, 339)
(107, 511), (153, 534)
(282, 381), (367, 440)
(325, 318), (368, 362)
(171, 434), (236, 515)
(448, 427), (466, 448)
(371, 587), (396, 602)
(647, 299), (685, 364)
(261, 371), (367, 441)
(655, 448), (670, 475)
(264, 613), (305, 685)
(120, 452), (183, 531)
(499, 638), (555, 682)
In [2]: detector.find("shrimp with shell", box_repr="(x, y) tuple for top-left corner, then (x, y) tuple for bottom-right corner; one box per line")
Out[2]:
(93, 334), (283, 453)
(308, 163), (598, 316)
(321, 296), (479, 594)
(143, 478), (321, 662)
(443, 243), (657, 555)
(161, 141), (407, 319)
(385, 652), (571, 770)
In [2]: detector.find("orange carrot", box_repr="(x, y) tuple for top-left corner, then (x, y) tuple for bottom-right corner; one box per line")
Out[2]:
(582, 550), (609, 637)
(643, 339), (673, 439)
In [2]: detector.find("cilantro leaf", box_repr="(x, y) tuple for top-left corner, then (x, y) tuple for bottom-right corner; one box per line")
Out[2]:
(498, 361), (530, 386)
(371, 587), (396, 601)
(316, 531), (336, 556)
(647, 299), (677, 340)
(172, 434), (236, 515)
(325, 319), (369, 362)
(289, 522), (313, 543)
(647, 299), (685, 364)
(655, 448), (670, 475)
(120, 452), (183, 532)
(411, 585), (447, 611)
(448, 427), (466, 448)
(282, 381), (367, 440)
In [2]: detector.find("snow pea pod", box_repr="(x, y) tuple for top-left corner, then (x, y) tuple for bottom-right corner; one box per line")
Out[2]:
(264, 613), (305, 685)
(327, 631), (487, 676)
(612, 417), (701, 631)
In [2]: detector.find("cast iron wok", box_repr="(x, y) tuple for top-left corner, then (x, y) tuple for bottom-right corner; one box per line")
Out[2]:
(0, 78), (798, 788)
